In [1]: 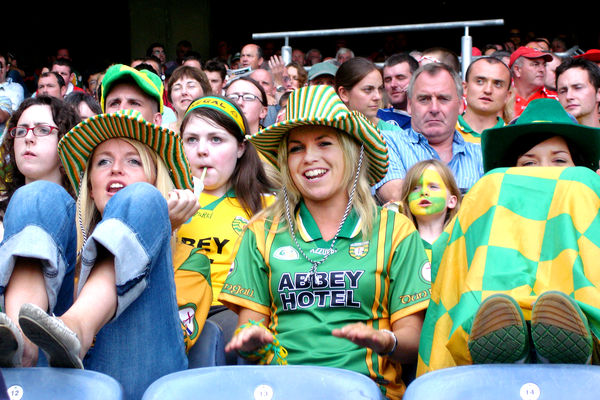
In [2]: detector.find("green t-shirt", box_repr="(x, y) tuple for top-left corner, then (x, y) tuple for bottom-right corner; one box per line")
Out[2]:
(220, 203), (430, 399)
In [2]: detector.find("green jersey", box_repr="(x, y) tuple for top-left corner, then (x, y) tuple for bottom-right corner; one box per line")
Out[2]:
(220, 203), (430, 399)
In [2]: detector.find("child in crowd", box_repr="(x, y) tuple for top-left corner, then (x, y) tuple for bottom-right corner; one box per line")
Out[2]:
(400, 159), (461, 261)
(174, 95), (273, 364)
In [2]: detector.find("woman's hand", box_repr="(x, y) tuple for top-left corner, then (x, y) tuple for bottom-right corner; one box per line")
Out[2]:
(167, 189), (199, 231)
(225, 324), (274, 353)
(332, 322), (394, 355)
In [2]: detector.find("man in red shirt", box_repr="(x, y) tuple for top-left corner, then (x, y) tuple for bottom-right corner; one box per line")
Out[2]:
(509, 46), (557, 118)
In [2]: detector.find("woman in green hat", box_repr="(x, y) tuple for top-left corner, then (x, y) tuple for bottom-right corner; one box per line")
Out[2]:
(0, 108), (201, 399)
(418, 98), (600, 374)
(219, 85), (430, 399)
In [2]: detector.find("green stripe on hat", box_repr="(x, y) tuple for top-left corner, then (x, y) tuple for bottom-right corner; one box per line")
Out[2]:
(58, 110), (193, 195)
(250, 85), (388, 186)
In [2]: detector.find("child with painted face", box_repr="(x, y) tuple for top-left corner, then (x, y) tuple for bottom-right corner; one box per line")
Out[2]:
(175, 95), (273, 363)
(400, 160), (461, 259)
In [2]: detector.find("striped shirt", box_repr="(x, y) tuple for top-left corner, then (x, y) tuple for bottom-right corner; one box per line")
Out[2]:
(374, 127), (484, 194)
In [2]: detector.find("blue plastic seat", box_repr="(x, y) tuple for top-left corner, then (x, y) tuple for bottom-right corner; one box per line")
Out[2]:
(1, 367), (123, 399)
(142, 365), (385, 399)
(187, 319), (226, 368)
(404, 364), (600, 399)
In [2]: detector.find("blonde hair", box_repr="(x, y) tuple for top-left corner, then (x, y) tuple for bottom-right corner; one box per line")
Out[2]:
(76, 138), (175, 253)
(400, 159), (462, 228)
(256, 128), (376, 239)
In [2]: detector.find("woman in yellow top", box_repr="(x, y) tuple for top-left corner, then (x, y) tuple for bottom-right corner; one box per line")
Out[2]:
(174, 95), (273, 362)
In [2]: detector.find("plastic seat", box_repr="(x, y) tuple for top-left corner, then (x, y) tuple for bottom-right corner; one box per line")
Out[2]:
(187, 319), (226, 368)
(404, 364), (600, 399)
(142, 365), (385, 399)
(1, 367), (123, 399)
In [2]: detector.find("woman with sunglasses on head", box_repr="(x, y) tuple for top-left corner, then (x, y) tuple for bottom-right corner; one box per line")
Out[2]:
(0, 96), (80, 366)
(220, 86), (430, 399)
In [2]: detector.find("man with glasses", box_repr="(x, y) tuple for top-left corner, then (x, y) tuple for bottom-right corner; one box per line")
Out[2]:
(0, 52), (25, 134)
(146, 43), (167, 79)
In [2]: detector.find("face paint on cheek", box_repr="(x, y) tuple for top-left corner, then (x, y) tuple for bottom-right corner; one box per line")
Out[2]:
(408, 167), (449, 216)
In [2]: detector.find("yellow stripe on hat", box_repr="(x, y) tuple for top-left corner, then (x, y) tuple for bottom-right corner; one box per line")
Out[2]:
(186, 97), (246, 137)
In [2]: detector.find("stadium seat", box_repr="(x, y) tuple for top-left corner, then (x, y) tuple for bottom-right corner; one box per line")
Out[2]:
(142, 365), (385, 399)
(1, 367), (123, 399)
(187, 319), (226, 368)
(404, 364), (600, 399)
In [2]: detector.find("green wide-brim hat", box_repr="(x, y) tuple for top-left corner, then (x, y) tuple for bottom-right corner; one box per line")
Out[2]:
(101, 64), (164, 113)
(58, 109), (193, 195)
(250, 85), (389, 186)
(482, 98), (600, 172)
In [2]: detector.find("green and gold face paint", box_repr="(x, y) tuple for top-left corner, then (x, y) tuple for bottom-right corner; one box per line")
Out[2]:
(408, 166), (448, 216)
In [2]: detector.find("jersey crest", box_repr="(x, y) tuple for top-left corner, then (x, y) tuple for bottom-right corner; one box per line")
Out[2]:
(179, 303), (199, 340)
(349, 241), (369, 260)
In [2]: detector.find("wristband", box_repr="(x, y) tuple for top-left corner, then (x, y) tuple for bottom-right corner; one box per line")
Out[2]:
(234, 319), (288, 365)
(378, 329), (397, 356)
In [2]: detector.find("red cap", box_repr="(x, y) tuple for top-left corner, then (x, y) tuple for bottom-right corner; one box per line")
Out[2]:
(509, 46), (553, 68)
(575, 49), (600, 62)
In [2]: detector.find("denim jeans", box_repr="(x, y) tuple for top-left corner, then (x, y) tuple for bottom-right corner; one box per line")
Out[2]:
(0, 181), (187, 399)
(79, 182), (187, 400)
(0, 181), (76, 316)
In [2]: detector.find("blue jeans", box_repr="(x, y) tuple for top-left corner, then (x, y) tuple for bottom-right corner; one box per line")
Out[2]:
(0, 181), (187, 399)
(79, 182), (187, 400)
(0, 181), (76, 316)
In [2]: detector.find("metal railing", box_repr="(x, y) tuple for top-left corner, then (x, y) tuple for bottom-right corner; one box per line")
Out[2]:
(253, 19), (505, 78)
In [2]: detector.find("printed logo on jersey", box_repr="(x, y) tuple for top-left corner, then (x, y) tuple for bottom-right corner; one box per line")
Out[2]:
(310, 248), (337, 256)
(179, 303), (199, 340)
(349, 241), (369, 260)
(400, 288), (431, 305)
(277, 270), (364, 311)
(273, 246), (300, 260)
(232, 216), (249, 235)
(420, 261), (431, 283)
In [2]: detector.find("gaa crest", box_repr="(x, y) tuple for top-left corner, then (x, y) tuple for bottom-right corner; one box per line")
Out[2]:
(349, 241), (369, 260)
(232, 216), (249, 235)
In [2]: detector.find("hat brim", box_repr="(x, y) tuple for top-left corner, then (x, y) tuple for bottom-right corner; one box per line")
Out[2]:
(251, 112), (389, 186)
(482, 122), (600, 172)
(58, 112), (193, 195)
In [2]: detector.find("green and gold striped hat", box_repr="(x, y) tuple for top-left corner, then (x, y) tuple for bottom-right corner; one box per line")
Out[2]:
(251, 85), (389, 185)
(58, 109), (193, 194)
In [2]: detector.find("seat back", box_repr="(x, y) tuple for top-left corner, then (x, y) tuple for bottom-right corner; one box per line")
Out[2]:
(187, 319), (226, 368)
(143, 365), (384, 399)
(404, 364), (600, 400)
(1, 367), (123, 399)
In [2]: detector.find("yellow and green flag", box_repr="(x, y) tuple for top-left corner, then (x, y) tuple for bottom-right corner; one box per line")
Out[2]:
(418, 166), (600, 375)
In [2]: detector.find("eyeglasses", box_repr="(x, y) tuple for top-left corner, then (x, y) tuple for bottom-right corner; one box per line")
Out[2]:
(10, 124), (59, 138)
(227, 93), (263, 104)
